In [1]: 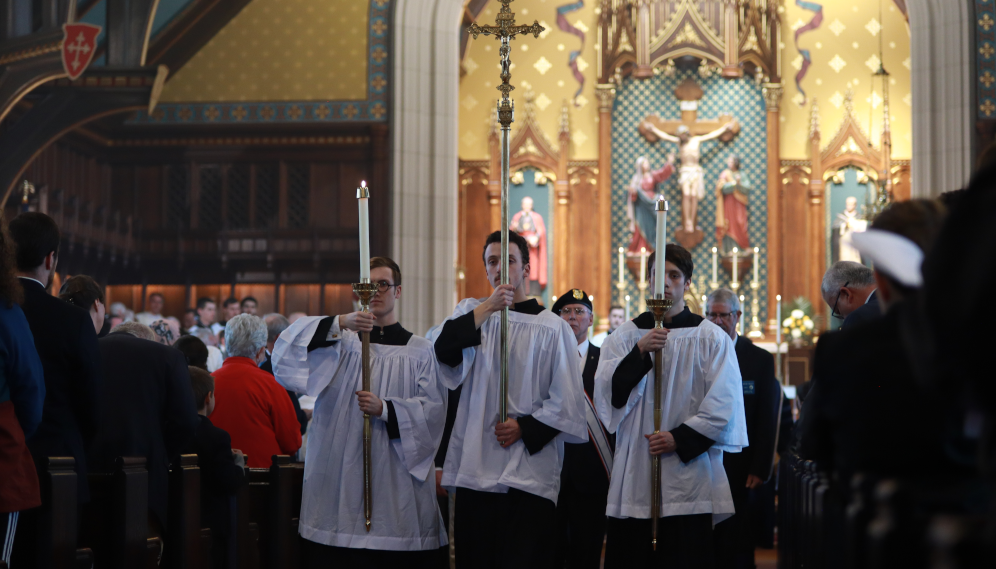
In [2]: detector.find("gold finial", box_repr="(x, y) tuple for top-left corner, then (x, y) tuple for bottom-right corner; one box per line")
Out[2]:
(559, 101), (570, 134)
(20, 180), (35, 204)
(843, 87), (855, 117)
(809, 98), (820, 139)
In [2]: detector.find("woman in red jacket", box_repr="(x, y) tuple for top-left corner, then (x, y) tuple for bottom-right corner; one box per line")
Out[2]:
(208, 314), (301, 468)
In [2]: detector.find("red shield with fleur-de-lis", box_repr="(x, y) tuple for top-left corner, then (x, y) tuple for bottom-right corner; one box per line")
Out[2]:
(61, 23), (102, 81)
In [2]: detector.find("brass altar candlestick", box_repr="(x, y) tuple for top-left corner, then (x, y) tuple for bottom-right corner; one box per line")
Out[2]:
(351, 280), (378, 531)
(645, 295), (673, 550)
(748, 280), (763, 338)
(467, 0), (543, 423)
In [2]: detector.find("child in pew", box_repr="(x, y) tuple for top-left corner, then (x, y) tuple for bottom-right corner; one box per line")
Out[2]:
(184, 366), (245, 569)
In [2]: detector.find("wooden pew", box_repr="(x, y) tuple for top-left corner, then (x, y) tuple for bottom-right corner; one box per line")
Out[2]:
(233, 455), (304, 569)
(164, 454), (207, 569)
(81, 457), (161, 569)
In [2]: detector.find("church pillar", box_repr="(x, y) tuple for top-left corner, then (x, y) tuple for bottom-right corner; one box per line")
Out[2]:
(596, 83), (616, 314)
(633, 0), (652, 79)
(721, 0), (743, 78)
(762, 83), (783, 329)
(556, 104), (572, 294)
(807, 110), (825, 319)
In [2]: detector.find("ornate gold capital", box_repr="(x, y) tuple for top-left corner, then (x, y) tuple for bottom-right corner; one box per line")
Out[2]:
(595, 84), (616, 112)
(762, 82), (784, 112)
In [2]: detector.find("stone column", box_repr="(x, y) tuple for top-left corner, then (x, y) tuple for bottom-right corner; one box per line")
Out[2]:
(807, 102), (825, 319)
(633, 0), (652, 78)
(762, 82), (783, 328)
(555, 103), (572, 293)
(596, 83), (616, 316)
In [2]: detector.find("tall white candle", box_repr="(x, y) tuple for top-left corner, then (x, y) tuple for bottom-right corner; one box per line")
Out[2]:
(753, 247), (760, 283)
(654, 198), (668, 296)
(739, 295), (746, 336)
(776, 295), (782, 346)
(357, 181), (371, 281)
(711, 247), (718, 283)
(639, 247), (647, 288)
(732, 247), (739, 285)
(701, 295), (708, 315)
(625, 295), (631, 320)
(617, 247), (625, 287)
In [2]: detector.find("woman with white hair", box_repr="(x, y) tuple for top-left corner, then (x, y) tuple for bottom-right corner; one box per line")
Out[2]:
(206, 314), (301, 468)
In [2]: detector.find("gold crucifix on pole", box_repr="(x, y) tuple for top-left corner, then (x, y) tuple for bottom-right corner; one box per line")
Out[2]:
(467, 0), (543, 423)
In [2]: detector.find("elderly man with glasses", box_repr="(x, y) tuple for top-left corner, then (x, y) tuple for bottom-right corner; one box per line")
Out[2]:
(704, 288), (782, 569)
(821, 261), (879, 329)
(550, 289), (614, 569)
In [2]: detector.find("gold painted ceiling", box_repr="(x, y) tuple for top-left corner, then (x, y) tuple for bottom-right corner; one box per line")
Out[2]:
(160, 0), (370, 103)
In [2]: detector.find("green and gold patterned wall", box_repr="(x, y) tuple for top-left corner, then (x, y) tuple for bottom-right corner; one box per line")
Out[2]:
(611, 71), (769, 322)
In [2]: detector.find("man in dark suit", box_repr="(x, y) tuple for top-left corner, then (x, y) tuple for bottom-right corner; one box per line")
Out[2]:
(705, 288), (781, 569)
(820, 261), (880, 330)
(86, 323), (198, 531)
(260, 313), (309, 436)
(551, 289), (613, 569)
(8, 212), (103, 565)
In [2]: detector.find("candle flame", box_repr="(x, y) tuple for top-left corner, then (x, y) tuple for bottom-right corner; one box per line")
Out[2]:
(361, 180), (367, 187)
(640, 247), (646, 253)
(754, 247), (759, 253)
(588, 295), (594, 301)
(618, 247), (624, 253)
(732, 247), (739, 253)
(625, 295), (630, 301)
(712, 247), (717, 253)
(776, 295), (782, 301)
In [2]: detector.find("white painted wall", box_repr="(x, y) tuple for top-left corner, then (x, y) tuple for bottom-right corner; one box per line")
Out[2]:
(908, 0), (975, 197)
(391, 0), (463, 335)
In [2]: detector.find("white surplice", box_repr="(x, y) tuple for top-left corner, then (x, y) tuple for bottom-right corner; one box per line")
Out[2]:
(431, 298), (589, 504)
(271, 316), (447, 551)
(594, 318), (748, 524)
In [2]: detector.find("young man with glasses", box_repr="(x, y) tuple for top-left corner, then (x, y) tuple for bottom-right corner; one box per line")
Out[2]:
(432, 230), (587, 569)
(550, 290), (614, 569)
(704, 288), (781, 569)
(594, 243), (747, 569)
(271, 256), (448, 568)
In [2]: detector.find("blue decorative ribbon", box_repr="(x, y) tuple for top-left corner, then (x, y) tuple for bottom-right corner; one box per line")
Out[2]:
(556, 0), (586, 105)
(793, 0), (824, 105)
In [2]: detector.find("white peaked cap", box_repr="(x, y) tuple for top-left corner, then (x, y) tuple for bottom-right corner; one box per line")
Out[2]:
(851, 229), (924, 288)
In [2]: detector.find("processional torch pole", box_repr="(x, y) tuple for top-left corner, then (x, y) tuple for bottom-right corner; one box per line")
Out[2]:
(467, 0), (544, 422)
(352, 181), (377, 532)
(645, 197), (672, 550)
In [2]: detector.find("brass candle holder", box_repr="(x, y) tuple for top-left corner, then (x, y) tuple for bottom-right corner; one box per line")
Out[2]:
(351, 280), (378, 531)
(645, 294), (673, 550)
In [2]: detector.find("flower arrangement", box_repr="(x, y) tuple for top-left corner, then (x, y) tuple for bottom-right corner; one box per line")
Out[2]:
(782, 297), (817, 347)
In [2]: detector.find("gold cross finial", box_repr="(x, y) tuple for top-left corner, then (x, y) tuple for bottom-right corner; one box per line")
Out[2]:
(20, 180), (35, 204)
(467, 0), (544, 129)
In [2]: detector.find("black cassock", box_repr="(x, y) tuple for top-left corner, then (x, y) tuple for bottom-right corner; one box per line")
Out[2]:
(554, 344), (612, 569)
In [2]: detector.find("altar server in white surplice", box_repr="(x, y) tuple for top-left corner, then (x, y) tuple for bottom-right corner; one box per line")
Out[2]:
(595, 244), (748, 569)
(271, 257), (447, 569)
(431, 230), (588, 569)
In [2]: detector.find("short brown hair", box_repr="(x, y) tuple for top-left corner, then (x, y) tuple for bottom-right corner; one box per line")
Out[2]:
(871, 199), (947, 256)
(647, 244), (693, 284)
(371, 256), (402, 285)
(188, 366), (214, 411)
(59, 275), (104, 310)
(482, 230), (530, 267)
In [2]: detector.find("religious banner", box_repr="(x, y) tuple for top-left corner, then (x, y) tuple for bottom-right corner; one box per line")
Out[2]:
(555, 0), (586, 105)
(792, 0), (823, 105)
(61, 23), (101, 81)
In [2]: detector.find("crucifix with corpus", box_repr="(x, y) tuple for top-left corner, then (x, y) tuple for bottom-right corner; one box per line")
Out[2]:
(639, 77), (739, 249)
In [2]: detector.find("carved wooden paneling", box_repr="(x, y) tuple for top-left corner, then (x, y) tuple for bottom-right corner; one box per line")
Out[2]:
(780, 164), (811, 305)
(458, 165), (492, 301)
(568, 166), (600, 297)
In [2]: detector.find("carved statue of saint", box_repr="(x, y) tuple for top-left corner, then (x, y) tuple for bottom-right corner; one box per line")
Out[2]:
(831, 196), (867, 263)
(626, 154), (676, 252)
(510, 196), (547, 295)
(641, 120), (736, 234)
(715, 154), (750, 254)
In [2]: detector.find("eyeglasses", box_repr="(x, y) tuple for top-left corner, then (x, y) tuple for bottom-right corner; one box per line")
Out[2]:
(373, 281), (398, 293)
(830, 281), (849, 319)
(705, 311), (737, 320)
(559, 307), (591, 318)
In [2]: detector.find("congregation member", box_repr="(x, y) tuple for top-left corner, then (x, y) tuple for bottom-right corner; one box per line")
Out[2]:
(184, 366), (246, 569)
(209, 314), (301, 468)
(551, 289), (613, 569)
(85, 314), (198, 532)
(58, 275), (107, 335)
(220, 297), (241, 326)
(9, 213), (102, 566)
(590, 304), (625, 347)
(433, 230), (587, 569)
(595, 245), (747, 569)
(705, 288), (781, 569)
(820, 261), (879, 329)
(272, 257), (448, 568)
(189, 297), (223, 340)
(175, 334), (210, 370)
(0, 213), (45, 566)
(240, 296), (258, 315)
(182, 308), (198, 332)
(260, 313), (309, 436)
(135, 292), (166, 326)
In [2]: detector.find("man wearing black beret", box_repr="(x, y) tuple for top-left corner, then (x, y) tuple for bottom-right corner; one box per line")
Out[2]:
(551, 289), (614, 569)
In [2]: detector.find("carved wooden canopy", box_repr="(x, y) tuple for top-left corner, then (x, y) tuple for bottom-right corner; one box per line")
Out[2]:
(597, 0), (781, 82)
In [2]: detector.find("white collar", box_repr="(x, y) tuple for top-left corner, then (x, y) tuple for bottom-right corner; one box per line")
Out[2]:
(17, 276), (46, 289)
(578, 338), (590, 359)
(864, 288), (878, 305)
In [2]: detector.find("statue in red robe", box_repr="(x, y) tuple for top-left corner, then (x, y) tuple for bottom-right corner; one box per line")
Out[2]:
(510, 196), (547, 295)
(715, 154), (750, 254)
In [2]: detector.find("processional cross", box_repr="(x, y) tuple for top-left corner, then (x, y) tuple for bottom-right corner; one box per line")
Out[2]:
(467, 0), (543, 422)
